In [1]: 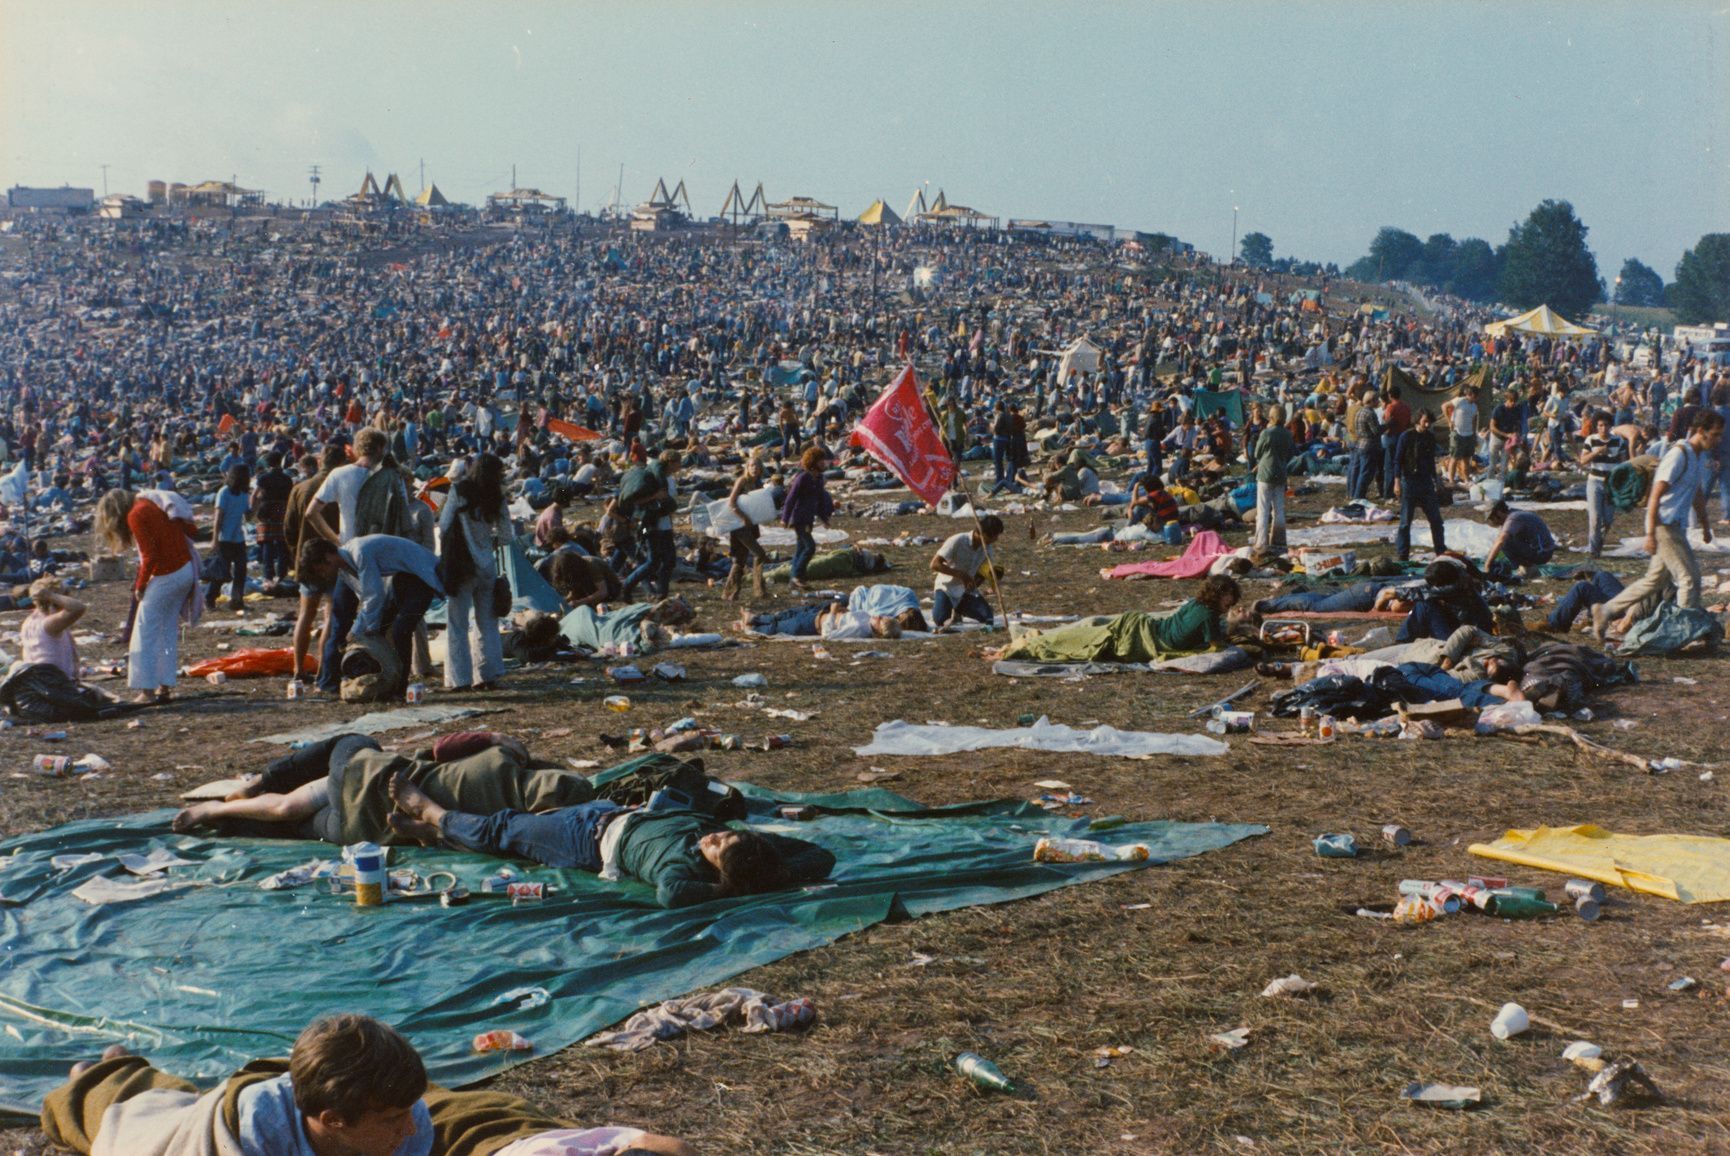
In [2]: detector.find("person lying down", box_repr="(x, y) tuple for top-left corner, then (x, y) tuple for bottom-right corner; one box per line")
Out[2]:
(44, 1013), (695, 1156)
(171, 732), (833, 909)
(988, 575), (1245, 664)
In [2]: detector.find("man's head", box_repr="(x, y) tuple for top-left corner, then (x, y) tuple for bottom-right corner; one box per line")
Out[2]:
(977, 514), (1004, 544)
(354, 428), (388, 466)
(297, 538), (342, 588)
(1415, 409), (1434, 431)
(1489, 500), (1512, 525)
(1689, 409), (1725, 451)
(291, 1015), (426, 1156)
(320, 444), (348, 473)
(697, 829), (788, 896)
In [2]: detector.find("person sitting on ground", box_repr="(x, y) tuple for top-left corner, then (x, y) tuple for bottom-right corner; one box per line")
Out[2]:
(1396, 557), (1494, 643)
(930, 515), (1003, 631)
(1126, 470), (1180, 530)
(387, 773), (833, 911)
(1484, 500), (1557, 578)
(1251, 578), (1420, 616)
(546, 549), (623, 610)
(23, 577), (87, 681)
(43, 1013), (696, 1156)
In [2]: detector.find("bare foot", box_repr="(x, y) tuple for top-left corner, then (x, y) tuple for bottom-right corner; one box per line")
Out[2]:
(131, 691), (155, 705)
(387, 810), (441, 846)
(71, 1044), (132, 1077)
(387, 772), (446, 828)
(172, 803), (215, 833)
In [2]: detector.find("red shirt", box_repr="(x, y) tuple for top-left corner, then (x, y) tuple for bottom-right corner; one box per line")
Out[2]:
(1382, 400), (1412, 436)
(127, 499), (195, 593)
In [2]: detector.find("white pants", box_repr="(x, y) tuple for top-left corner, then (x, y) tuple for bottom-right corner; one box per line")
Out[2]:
(1585, 474), (1613, 556)
(1253, 481), (1286, 553)
(130, 560), (196, 690)
(443, 579), (504, 688)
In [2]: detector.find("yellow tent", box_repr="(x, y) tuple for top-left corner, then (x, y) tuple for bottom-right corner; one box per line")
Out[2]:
(1483, 304), (1598, 338)
(857, 198), (902, 227)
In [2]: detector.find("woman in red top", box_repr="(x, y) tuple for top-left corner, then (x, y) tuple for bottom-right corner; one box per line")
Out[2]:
(96, 489), (198, 704)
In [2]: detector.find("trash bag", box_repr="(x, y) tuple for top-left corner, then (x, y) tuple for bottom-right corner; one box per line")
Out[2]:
(1618, 602), (1723, 657)
(187, 648), (315, 679)
(0, 663), (137, 722)
(339, 636), (403, 703)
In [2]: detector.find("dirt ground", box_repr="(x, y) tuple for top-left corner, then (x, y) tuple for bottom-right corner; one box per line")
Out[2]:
(4, 472), (1728, 1154)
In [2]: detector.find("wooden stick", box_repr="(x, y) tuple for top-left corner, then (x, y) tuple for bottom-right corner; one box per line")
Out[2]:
(1499, 723), (1653, 772)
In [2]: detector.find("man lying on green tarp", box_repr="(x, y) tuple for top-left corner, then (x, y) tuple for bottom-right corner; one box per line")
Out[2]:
(45, 1013), (693, 1156)
(990, 575), (1243, 664)
(172, 733), (830, 909)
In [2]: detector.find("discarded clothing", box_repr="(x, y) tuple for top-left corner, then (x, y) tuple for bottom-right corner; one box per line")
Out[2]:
(1469, 824), (1730, 904)
(1618, 602), (1724, 657)
(854, 717), (1227, 758)
(584, 987), (809, 1052)
(1102, 529), (1234, 580)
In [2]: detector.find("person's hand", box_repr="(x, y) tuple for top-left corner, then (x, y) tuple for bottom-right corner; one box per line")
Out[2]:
(1703, 523), (1714, 544)
(1644, 532), (1657, 556)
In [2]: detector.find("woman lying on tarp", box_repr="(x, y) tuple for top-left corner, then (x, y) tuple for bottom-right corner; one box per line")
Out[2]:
(171, 732), (832, 909)
(989, 575), (1245, 664)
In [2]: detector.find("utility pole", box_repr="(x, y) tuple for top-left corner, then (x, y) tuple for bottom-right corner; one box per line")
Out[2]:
(615, 164), (623, 216)
(512, 163), (517, 189)
(99, 164), (109, 197)
(308, 164), (321, 208)
(575, 145), (581, 215)
(419, 157), (425, 193)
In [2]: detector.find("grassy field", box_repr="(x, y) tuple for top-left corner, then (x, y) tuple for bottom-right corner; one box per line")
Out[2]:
(3, 473), (1728, 1154)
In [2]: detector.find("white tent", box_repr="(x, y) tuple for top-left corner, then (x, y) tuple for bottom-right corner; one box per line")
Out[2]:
(1056, 337), (1103, 385)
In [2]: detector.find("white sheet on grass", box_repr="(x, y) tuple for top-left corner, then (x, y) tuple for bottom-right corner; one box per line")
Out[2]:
(1285, 518), (1502, 557)
(757, 526), (849, 548)
(854, 717), (1228, 758)
(1606, 529), (1730, 558)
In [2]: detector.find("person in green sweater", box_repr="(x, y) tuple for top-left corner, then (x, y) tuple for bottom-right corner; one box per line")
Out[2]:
(993, 576), (1241, 664)
(385, 774), (835, 909)
(1251, 405), (1294, 557)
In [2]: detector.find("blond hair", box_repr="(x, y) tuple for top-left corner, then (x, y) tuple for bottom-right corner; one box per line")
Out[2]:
(94, 489), (137, 552)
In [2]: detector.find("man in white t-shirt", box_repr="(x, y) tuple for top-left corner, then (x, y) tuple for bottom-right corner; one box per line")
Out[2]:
(1446, 393), (1479, 486)
(930, 515), (1004, 631)
(1594, 409), (1724, 638)
(306, 427), (388, 546)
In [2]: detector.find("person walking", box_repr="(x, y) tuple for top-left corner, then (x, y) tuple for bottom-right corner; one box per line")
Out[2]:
(779, 446), (833, 592)
(1348, 388), (1380, 500)
(206, 464), (250, 612)
(96, 488), (198, 705)
(1251, 405), (1294, 557)
(1579, 410), (1629, 557)
(437, 453), (511, 691)
(721, 452), (771, 601)
(1594, 410), (1724, 637)
(1393, 410), (1447, 562)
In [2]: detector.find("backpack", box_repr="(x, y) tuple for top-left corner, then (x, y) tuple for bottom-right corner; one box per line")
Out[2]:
(352, 460), (409, 539)
(338, 636), (404, 703)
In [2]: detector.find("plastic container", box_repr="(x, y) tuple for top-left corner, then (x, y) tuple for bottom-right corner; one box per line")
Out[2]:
(404, 682), (426, 705)
(348, 842), (387, 908)
(286, 679), (305, 700)
(472, 1030), (534, 1053)
(205, 671), (228, 685)
(603, 695), (632, 712)
(1032, 836), (1149, 863)
(1490, 1002), (1529, 1040)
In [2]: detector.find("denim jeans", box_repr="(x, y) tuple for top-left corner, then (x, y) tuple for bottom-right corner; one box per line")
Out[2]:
(1395, 481), (1445, 560)
(441, 800), (623, 870)
(259, 537), (289, 583)
(622, 529), (676, 597)
(1262, 581), (1381, 614)
(319, 573), (436, 692)
(206, 541), (247, 607)
(1380, 434), (1400, 495)
(932, 588), (993, 627)
(1585, 474), (1614, 557)
(991, 436), (1010, 485)
(790, 525), (818, 581)
(1143, 442), (1163, 481)
(1546, 571), (1623, 631)
(750, 604), (824, 636)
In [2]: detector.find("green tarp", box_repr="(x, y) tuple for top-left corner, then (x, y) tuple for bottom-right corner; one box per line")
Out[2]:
(1191, 389), (1244, 427)
(0, 785), (1264, 1116)
(427, 539), (566, 627)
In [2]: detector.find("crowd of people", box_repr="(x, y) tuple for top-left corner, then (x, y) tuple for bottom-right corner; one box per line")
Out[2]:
(4, 206), (1728, 1152)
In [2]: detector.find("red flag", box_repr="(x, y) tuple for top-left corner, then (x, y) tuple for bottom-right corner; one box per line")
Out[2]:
(547, 417), (603, 443)
(848, 364), (955, 506)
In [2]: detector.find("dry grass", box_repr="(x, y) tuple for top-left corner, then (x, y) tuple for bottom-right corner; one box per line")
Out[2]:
(4, 476), (1728, 1154)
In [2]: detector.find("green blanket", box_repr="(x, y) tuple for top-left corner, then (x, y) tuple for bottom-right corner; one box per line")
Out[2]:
(1002, 612), (1202, 664)
(0, 784), (1264, 1116)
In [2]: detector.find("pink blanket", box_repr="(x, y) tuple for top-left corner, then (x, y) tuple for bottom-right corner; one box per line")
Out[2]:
(1103, 530), (1235, 580)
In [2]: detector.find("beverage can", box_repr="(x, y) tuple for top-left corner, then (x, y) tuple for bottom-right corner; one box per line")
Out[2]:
(205, 671), (228, 685)
(507, 881), (545, 905)
(1573, 895), (1602, 921)
(1382, 824), (1412, 847)
(1299, 706), (1316, 735)
(1564, 878), (1606, 903)
(348, 842), (387, 908)
(404, 682), (426, 705)
(779, 805), (817, 821)
(32, 754), (70, 776)
(603, 695), (631, 713)
(286, 679), (305, 700)
(1317, 714), (1336, 740)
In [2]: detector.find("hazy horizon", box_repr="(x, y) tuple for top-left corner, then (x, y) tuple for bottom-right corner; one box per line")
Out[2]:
(2, 0), (1726, 276)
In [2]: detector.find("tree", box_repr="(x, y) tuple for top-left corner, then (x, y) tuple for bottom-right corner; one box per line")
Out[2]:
(1671, 234), (1730, 324)
(1239, 232), (1274, 267)
(1613, 258), (1665, 307)
(1448, 238), (1502, 302)
(1366, 227), (1423, 281)
(1407, 233), (1458, 288)
(1497, 199), (1603, 317)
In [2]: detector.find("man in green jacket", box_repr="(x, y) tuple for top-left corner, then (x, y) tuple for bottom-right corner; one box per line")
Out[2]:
(1252, 405), (1294, 557)
(386, 774), (835, 909)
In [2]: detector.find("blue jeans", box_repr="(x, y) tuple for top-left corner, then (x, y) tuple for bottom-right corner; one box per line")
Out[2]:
(622, 528), (676, 597)
(790, 525), (818, 581)
(749, 604), (825, 636)
(206, 541), (247, 607)
(441, 800), (623, 870)
(932, 588), (993, 628)
(1261, 581), (1382, 614)
(319, 574), (436, 692)
(1347, 444), (1380, 500)
(1143, 442), (1163, 481)
(1380, 434), (1400, 495)
(1546, 571), (1623, 631)
(259, 537), (289, 583)
(1395, 481), (1445, 561)
(991, 436), (1010, 484)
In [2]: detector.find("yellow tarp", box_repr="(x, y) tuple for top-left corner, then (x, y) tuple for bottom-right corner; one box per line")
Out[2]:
(1483, 305), (1598, 338)
(1468, 824), (1730, 903)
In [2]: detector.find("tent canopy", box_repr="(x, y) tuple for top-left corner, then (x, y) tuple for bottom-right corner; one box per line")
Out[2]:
(1056, 336), (1102, 385)
(1484, 305), (1598, 338)
(857, 199), (902, 227)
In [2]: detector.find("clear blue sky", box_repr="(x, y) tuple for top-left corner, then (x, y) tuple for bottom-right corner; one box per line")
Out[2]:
(3, 0), (1725, 274)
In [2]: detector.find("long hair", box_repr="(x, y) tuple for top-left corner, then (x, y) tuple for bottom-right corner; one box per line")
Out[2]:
(1196, 574), (1241, 613)
(454, 453), (506, 522)
(95, 489), (137, 552)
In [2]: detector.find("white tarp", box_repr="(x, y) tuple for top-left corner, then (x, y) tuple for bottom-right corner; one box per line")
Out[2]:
(854, 717), (1228, 759)
(251, 704), (501, 745)
(1606, 529), (1730, 559)
(757, 526), (849, 548)
(1285, 518), (1502, 557)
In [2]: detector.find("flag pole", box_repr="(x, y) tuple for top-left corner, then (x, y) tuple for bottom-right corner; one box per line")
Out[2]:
(921, 361), (1012, 631)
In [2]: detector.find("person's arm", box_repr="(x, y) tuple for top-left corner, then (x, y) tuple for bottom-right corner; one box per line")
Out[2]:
(350, 554), (384, 636)
(305, 498), (339, 546)
(1485, 528), (1508, 568)
(1643, 478), (1669, 555)
(38, 591), (86, 635)
(727, 472), (750, 517)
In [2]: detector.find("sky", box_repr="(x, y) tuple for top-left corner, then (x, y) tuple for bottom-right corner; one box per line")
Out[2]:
(2, 0), (1726, 276)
